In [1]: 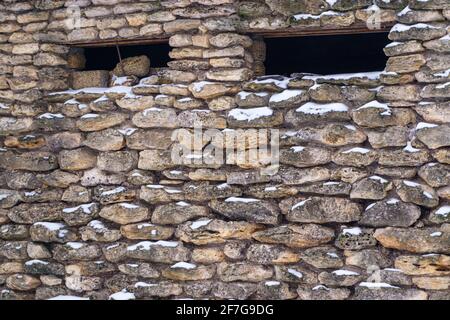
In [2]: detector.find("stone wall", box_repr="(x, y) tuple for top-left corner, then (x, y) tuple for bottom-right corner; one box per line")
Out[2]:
(0, 0), (449, 300)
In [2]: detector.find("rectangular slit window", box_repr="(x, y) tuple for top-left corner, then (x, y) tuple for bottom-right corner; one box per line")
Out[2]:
(81, 42), (171, 71)
(264, 32), (390, 76)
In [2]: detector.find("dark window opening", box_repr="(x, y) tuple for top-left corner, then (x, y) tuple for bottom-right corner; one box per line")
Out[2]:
(264, 32), (390, 76)
(83, 43), (171, 71)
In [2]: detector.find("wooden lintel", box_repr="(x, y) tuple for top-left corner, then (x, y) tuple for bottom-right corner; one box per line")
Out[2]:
(245, 23), (394, 38)
(67, 23), (394, 47)
(68, 37), (170, 48)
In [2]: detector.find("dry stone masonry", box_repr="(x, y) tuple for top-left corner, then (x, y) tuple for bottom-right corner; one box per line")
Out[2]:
(0, 0), (449, 300)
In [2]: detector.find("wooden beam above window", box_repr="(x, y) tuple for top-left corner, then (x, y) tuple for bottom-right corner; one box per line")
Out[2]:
(67, 23), (394, 47)
(244, 23), (394, 38)
(68, 36), (170, 48)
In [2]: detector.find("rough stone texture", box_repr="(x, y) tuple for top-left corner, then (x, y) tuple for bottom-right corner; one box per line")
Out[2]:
(0, 0), (448, 301)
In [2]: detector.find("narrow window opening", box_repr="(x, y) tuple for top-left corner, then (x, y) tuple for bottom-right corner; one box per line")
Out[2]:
(82, 43), (171, 71)
(264, 32), (390, 76)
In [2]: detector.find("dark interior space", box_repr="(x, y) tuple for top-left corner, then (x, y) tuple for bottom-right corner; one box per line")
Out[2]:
(83, 42), (171, 71)
(264, 32), (390, 76)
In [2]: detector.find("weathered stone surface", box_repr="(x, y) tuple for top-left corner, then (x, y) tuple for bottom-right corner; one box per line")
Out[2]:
(213, 281), (257, 299)
(278, 166), (332, 185)
(217, 262), (273, 282)
(318, 267), (365, 287)
(279, 146), (331, 168)
(58, 148), (96, 171)
(297, 285), (351, 300)
(152, 203), (209, 225)
(389, 23), (447, 42)
(209, 197), (280, 224)
(373, 167), (416, 179)
(139, 184), (184, 204)
(93, 186), (133, 207)
(366, 268), (412, 286)
(0, 117), (36, 136)
(429, 205), (450, 224)
(132, 108), (177, 128)
(0, 190), (21, 209)
(395, 180), (439, 208)
(247, 243), (299, 264)
(280, 196), (362, 223)
(24, 260), (65, 276)
(77, 113), (127, 132)
(126, 241), (190, 263)
(269, 89), (309, 108)
(71, 71), (109, 89)
(0, 262), (24, 275)
(189, 81), (235, 99)
(255, 280), (297, 299)
(8, 203), (64, 224)
(30, 222), (77, 243)
(281, 123), (367, 147)
(0, 151), (58, 172)
(414, 102), (450, 124)
(335, 227), (377, 250)
(353, 286), (427, 300)
(252, 224), (334, 248)
(176, 219), (262, 245)
(300, 246), (344, 269)
(113, 55), (150, 77)
(192, 247), (225, 264)
(360, 198), (421, 227)
(162, 263), (216, 281)
(0, 241), (28, 260)
(367, 126), (409, 149)
(84, 129), (125, 151)
(97, 151), (138, 173)
(395, 254), (450, 276)
(117, 96), (154, 112)
(344, 249), (392, 269)
(38, 170), (80, 189)
(80, 220), (122, 242)
(352, 102), (415, 127)
(378, 148), (431, 167)
(350, 176), (392, 200)
(118, 263), (159, 279)
(4, 135), (46, 150)
(133, 281), (182, 298)
(374, 227), (450, 253)
(138, 150), (174, 171)
(0, 224), (28, 240)
(433, 149), (450, 165)
(81, 168), (125, 187)
(285, 102), (351, 125)
(418, 163), (450, 188)
(412, 276), (450, 290)
(386, 54), (426, 73)
(6, 274), (41, 291)
(416, 124), (450, 149)
(47, 132), (83, 151)
(384, 40), (424, 57)
(332, 147), (378, 167)
(120, 223), (174, 240)
(61, 203), (99, 226)
(178, 110), (226, 129)
(99, 203), (149, 225)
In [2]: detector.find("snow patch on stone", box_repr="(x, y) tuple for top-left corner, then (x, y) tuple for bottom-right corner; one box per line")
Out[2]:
(171, 262), (196, 269)
(228, 107), (274, 121)
(190, 219), (212, 230)
(342, 227), (362, 236)
(296, 102), (348, 115)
